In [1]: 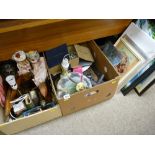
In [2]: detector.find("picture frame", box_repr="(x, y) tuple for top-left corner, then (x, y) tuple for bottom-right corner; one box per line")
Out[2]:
(119, 22), (155, 60)
(121, 59), (155, 96)
(134, 71), (155, 96)
(114, 34), (145, 90)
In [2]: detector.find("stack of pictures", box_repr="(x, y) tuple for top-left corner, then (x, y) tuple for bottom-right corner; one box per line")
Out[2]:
(135, 71), (155, 96)
(98, 20), (155, 96)
(121, 58), (155, 95)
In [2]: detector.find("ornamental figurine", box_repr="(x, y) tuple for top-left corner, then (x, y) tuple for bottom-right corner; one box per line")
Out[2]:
(12, 51), (32, 76)
(27, 51), (48, 98)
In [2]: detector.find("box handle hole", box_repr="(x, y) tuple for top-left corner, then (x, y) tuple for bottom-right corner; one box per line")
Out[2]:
(106, 93), (111, 97)
(85, 90), (99, 97)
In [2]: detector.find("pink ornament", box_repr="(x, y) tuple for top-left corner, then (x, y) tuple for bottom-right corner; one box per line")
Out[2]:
(73, 66), (83, 74)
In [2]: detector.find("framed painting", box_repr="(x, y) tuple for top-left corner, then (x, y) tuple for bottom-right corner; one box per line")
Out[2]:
(121, 59), (155, 95)
(134, 71), (155, 96)
(114, 35), (145, 90)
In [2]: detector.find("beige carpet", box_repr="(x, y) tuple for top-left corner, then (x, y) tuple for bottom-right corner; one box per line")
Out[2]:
(18, 85), (155, 135)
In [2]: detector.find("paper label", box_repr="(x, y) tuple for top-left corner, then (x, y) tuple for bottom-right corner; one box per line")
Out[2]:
(5, 75), (17, 90)
(63, 94), (70, 101)
(13, 101), (25, 113)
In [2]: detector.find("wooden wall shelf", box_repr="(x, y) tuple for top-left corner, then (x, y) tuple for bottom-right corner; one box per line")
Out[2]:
(0, 19), (66, 34)
(0, 19), (132, 61)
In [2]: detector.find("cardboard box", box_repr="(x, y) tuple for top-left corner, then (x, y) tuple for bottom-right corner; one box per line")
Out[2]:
(0, 41), (119, 134)
(0, 105), (62, 134)
(50, 41), (120, 116)
(0, 57), (62, 135)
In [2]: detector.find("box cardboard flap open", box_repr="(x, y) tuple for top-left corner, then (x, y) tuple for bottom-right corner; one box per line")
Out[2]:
(74, 44), (94, 62)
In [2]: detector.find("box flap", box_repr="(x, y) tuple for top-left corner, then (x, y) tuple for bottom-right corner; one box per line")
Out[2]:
(74, 44), (94, 62)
